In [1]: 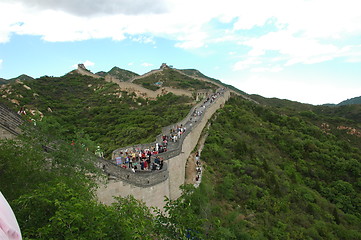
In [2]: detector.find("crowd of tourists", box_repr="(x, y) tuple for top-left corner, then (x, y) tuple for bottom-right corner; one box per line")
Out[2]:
(114, 148), (165, 172)
(112, 88), (226, 173)
(168, 124), (187, 143)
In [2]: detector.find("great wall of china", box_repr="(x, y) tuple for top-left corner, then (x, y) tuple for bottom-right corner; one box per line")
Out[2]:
(0, 64), (241, 210)
(97, 89), (231, 210)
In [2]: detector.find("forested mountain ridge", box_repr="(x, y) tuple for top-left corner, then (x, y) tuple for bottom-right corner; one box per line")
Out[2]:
(338, 96), (361, 106)
(0, 72), (194, 156)
(0, 74), (34, 85)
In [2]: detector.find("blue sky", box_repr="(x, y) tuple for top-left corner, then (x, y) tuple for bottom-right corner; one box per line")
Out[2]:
(0, 0), (360, 105)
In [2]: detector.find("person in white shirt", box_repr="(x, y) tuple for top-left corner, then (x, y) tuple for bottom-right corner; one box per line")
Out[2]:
(0, 192), (22, 240)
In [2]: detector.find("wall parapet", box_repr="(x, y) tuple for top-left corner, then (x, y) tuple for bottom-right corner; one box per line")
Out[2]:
(99, 158), (169, 188)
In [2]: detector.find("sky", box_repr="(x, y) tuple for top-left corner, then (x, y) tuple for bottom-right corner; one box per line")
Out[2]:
(0, 0), (360, 105)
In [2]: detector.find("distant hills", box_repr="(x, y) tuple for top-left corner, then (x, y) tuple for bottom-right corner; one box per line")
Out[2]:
(180, 69), (247, 95)
(338, 96), (361, 106)
(132, 67), (218, 91)
(96, 66), (139, 81)
(0, 64), (359, 107)
(0, 74), (34, 85)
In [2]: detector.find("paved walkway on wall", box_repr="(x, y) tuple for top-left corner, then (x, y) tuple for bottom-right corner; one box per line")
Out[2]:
(110, 89), (226, 173)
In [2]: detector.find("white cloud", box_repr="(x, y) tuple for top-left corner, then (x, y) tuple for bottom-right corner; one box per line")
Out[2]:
(141, 62), (153, 67)
(0, 59), (3, 68)
(83, 60), (95, 67)
(231, 73), (361, 105)
(4, 0), (169, 16)
(242, 30), (342, 66)
(250, 66), (283, 73)
(233, 57), (262, 71)
(130, 35), (155, 44)
(1, 0), (361, 70)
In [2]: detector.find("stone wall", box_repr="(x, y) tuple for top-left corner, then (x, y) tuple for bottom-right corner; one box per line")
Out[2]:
(105, 75), (193, 100)
(96, 90), (231, 210)
(99, 158), (169, 187)
(97, 176), (170, 211)
(168, 90), (230, 199)
(0, 103), (22, 139)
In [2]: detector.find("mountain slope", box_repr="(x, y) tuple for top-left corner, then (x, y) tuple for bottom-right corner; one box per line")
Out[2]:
(133, 68), (218, 91)
(338, 96), (361, 106)
(9, 74), (34, 82)
(106, 66), (139, 81)
(0, 78), (7, 85)
(0, 73), (193, 155)
(194, 96), (361, 239)
(180, 69), (247, 95)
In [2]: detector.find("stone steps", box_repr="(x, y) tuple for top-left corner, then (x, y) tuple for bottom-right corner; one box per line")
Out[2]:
(0, 103), (23, 138)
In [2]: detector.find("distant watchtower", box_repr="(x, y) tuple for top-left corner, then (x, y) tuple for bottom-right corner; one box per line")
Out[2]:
(160, 63), (169, 69)
(195, 89), (212, 101)
(78, 63), (87, 70)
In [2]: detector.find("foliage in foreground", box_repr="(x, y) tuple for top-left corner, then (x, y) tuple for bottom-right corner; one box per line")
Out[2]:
(0, 123), (207, 239)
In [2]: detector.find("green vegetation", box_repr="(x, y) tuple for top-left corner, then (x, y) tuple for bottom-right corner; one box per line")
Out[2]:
(106, 66), (139, 81)
(8, 74), (34, 82)
(0, 73), (193, 156)
(337, 96), (361, 106)
(250, 94), (361, 125)
(133, 68), (218, 91)
(187, 96), (361, 239)
(1, 68), (360, 239)
(180, 69), (247, 95)
(0, 74), (34, 85)
(1, 123), (205, 239)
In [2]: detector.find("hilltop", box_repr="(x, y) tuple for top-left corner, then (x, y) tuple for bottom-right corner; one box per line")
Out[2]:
(0, 74), (33, 85)
(132, 65), (219, 91)
(106, 66), (139, 81)
(338, 96), (361, 106)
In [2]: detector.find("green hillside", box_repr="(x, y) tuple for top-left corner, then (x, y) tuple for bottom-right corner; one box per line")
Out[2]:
(0, 74), (34, 85)
(0, 73), (193, 156)
(338, 96), (361, 106)
(249, 94), (361, 135)
(181, 69), (247, 95)
(107, 66), (139, 81)
(194, 96), (361, 239)
(0, 77), (7, 85)
(133, 68), (218, 91)
(9, 74), (34, 82)
(249, 94), (315, 111)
